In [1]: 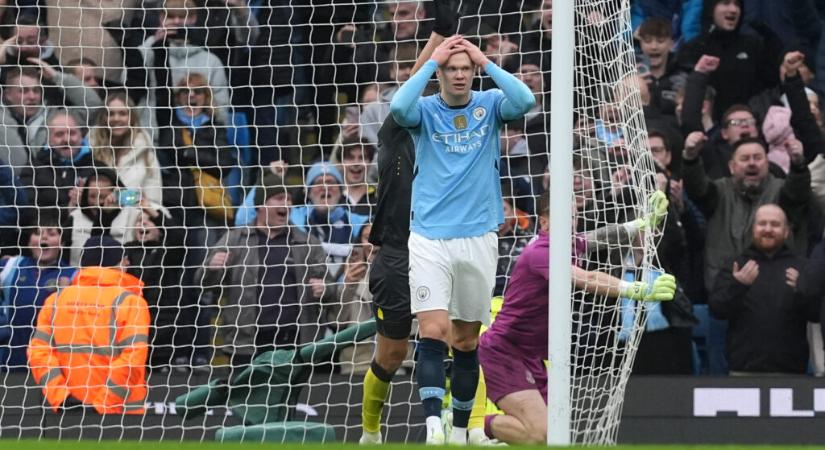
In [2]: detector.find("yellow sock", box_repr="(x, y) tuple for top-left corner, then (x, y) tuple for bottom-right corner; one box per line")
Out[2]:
(468, 369), (487, 430)
(362, 367), (391, 433)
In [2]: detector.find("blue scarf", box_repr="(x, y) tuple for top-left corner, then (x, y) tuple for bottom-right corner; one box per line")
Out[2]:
(174, 108), (211, 133)
(618, 269), (670, 342)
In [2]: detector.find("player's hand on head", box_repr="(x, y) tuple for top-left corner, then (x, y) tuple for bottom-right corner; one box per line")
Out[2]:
(457, 38), (490, 67)
(431, 35), (465, 65)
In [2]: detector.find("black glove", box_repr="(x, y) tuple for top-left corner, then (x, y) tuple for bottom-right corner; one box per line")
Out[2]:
(432, 0), (459, 37)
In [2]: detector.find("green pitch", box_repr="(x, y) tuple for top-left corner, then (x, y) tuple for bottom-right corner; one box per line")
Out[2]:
(6, 441), (825, 450)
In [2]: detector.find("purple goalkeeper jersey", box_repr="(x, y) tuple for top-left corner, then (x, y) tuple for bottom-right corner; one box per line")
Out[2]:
(484, 231), (585, 359)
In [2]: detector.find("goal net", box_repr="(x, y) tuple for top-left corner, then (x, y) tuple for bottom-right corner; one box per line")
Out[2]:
(0, 0), (663, 444)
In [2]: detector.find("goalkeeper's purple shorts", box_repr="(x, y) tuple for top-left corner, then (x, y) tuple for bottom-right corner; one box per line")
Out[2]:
(478, 332), (547, 404)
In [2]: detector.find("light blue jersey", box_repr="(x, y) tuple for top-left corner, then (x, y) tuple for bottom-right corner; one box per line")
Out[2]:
(390, 59), (535, 240)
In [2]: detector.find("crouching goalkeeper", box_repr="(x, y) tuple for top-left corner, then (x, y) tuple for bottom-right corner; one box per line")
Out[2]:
(478, 192), (677, 444)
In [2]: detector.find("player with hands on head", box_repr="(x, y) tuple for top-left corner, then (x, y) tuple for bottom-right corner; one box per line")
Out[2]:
(389, 29), (535, 445)
(477, 195), (676, 445)
(358, 0), (465, 445)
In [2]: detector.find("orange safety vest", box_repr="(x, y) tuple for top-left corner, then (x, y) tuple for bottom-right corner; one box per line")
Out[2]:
(28, 267), (150, 414)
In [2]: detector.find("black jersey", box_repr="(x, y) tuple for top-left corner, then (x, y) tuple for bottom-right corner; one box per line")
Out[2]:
(369, 114), (415, 249)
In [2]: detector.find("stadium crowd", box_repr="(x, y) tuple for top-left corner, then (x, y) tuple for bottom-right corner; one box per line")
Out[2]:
(1, 0), (825, 393)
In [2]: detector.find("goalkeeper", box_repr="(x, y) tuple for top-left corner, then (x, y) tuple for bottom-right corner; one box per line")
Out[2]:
(477, 193), (677, 445)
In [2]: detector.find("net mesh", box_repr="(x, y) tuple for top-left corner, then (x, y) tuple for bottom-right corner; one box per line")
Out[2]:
(0, 0), (662, 444)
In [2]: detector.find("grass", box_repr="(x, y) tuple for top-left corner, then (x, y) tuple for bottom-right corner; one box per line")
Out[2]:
(6, 441), (825, 449)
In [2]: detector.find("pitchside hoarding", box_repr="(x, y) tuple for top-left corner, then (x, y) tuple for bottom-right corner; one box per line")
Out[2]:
(2, 372), (824, 443)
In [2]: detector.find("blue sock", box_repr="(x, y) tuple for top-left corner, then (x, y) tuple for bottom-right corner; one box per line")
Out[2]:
(416, 338), (447, 418)
(450, 347), (479, 428)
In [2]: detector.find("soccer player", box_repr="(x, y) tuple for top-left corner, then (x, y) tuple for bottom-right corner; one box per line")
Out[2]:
(359, 0), (471, 445)
(388, 36), (535, 444)
(477, 195), (677, 445)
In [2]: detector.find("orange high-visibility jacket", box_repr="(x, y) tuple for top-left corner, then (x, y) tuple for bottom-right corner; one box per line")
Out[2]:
(28, 267), (150, 414)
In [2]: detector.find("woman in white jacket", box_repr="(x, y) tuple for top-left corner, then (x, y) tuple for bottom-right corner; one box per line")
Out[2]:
(89, 92), (163, 208)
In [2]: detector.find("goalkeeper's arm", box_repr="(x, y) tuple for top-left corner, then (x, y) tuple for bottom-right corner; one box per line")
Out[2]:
(572, 266), (676, 302)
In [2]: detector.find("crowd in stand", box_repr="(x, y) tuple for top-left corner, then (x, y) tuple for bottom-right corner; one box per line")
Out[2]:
(2, 0), (825, 382)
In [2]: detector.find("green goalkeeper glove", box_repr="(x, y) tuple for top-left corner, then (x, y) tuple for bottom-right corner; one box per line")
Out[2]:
(633, 190), (669, 231)
(620, 273), (677, 302)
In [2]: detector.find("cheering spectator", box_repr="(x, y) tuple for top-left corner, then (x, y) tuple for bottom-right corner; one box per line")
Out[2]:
(140, 0), (230, 126)
(0, 15), (60, 84)
(709, 204), (819, 375)
(90, 92), (163, 207)
(676, 0), (782, 120)
(0, 212), (75, 371)
(68, 168), (142, 265)
(290, 161), (369, 280)
(157, 73), (233, 233)
(18, 109), (93, 212)
(196, 172), (331, 369)
(124, 211), (188, 370)
(631, 0), (703, 46)
(29, 235), (150, 414)
(636, 17), (686, 117)
(339, 140), (376, 217)
(0, 67), (95, 172)
(683, 135), (810, 293)
(691, 103), (760, 180)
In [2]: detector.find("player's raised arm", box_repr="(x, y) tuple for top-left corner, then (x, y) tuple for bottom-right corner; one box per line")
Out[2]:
(390, 35), (464, 127)
(457, 38), (535, 121)
(410, 0), (459, 75)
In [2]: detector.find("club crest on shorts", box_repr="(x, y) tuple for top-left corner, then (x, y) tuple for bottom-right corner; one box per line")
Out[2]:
(453, 114), (468, 130)
(526, 370), (536, 385)
(416, 286), (431, 302)
(473, 106), (486, 120)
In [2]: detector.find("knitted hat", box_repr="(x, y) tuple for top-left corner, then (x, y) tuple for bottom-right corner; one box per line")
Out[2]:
(80, 235), (125, 267)
(305, 161), (344, 186)
(254, 171), (289, 207)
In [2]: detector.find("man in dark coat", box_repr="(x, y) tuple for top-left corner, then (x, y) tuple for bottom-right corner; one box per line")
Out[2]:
(709, 204), (820, 374)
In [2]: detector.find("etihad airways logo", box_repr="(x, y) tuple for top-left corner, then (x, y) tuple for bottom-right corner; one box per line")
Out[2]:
(432, 124), (490, 153)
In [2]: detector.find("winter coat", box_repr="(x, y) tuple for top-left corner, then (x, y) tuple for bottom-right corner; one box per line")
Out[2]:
(195, 227), (331, 356)
(28, 267), (150, 414)
(710, 245), (819, 374)
(676, 0), (782, 120)
(90, 131), (163, 207)
(19, 145), (95, 210)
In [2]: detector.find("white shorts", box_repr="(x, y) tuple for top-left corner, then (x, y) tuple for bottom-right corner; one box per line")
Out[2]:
(408, 231), (497, 325)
